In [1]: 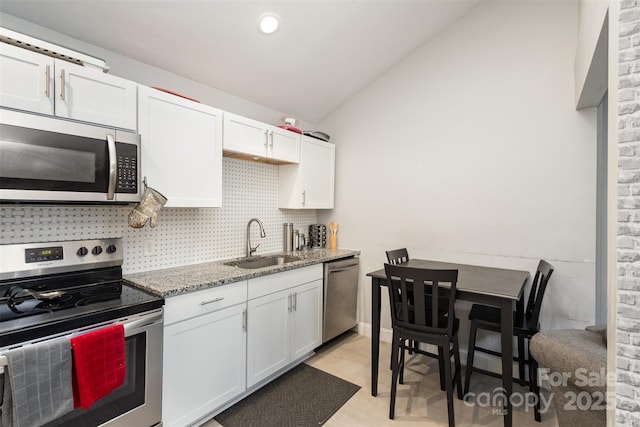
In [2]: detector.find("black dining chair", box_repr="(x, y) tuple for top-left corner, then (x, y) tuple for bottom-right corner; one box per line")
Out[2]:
(385, 263), (463, 426)
(385, 248), (448, 390)
(463, 259), (554, 422)
(386, 248), (410, 265)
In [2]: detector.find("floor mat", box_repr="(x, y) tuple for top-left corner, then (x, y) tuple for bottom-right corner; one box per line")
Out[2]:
(214, 363), (360, 426)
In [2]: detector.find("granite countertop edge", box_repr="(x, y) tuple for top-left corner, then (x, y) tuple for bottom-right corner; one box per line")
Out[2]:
(124, 248), (360, 298)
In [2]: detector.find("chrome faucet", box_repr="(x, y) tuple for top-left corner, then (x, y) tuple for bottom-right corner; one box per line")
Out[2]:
(246, 218), (266, 257)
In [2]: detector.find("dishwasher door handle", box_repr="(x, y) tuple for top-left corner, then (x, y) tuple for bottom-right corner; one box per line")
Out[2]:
(327, 265), (359, 273)
(326, 257), (359, 272)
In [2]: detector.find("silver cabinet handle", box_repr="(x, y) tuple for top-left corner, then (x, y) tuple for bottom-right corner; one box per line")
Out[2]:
(269, 130), (274, 148)
(200, 297), (224, 305)
(288, 294), (292, 312)
(106, 134), (117, 200)
(45, 65), (50, 98)
(293, 292), (297, 311)
(60, 68), (65, 100)
(264, 130), (269, 148)
(302, 190), (306, 206)
(242, 308), (247, 332)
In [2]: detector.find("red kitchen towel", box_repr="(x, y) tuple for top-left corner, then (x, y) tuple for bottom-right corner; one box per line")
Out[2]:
(70, 324), (126, 409)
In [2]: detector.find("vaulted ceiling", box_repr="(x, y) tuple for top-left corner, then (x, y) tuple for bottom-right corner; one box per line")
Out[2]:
(0, 1), (478, 123)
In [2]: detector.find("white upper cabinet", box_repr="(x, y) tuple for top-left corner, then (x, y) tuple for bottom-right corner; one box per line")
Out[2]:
(0, 43), (137, 130)
(0, 43), (54, 115)
(54, 59), (137, 130)
(138, 86), (223, 207)
(223, 112), (300, 164)
(278, 136), (335, 209)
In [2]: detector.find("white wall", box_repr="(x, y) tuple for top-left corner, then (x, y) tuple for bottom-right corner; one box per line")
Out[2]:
(318, 0), (597, 348)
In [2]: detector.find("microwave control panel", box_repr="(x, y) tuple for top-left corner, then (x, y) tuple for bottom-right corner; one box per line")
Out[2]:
(116, 142), (138, 194)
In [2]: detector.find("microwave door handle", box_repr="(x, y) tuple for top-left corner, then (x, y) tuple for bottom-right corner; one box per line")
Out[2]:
(106, 134), (117, 200)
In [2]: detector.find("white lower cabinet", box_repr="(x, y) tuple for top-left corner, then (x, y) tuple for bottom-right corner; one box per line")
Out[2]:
(246, 265), (323, 388)
(162, 282), (247, 427)
(161, 264), (324, 426)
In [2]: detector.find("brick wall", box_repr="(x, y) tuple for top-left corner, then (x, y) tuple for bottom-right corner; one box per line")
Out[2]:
(617, 1), (640, 424)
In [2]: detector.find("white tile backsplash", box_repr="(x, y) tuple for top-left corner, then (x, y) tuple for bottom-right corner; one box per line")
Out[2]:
(0, 158), (317, 273)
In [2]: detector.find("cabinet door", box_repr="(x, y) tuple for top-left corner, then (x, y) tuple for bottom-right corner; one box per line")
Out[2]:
(163, 303), (247, 427)
(246, 289), (291, 388)
(291, 279), (323, 361)
(55, 60), (137, 130)
(269, 126), (300, 163)
(278, 136), (335, 209)
(223, 112), (267, 158)
(300, 137), (335, 208)
(138, 86), (223, 207)
(0, 43), (54, 115)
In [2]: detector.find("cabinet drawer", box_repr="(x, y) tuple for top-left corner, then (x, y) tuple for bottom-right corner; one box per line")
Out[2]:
(248, 264), (323, 300)
(165, 281), (247, 326)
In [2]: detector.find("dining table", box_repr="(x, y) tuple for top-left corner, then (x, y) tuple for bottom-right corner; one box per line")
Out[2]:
(367, 259), (530, 427)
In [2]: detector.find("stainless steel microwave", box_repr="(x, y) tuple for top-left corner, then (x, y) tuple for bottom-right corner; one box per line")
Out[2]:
(0, 109), (141, 203)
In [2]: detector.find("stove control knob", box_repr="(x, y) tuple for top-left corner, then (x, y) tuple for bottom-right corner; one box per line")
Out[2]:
(92, 246), (103, 256)
(106, 244), (117, 254)
(77, 246), (89, 257)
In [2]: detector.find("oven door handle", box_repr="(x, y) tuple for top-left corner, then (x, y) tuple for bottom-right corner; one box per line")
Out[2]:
(0, 310), (163, 367)
(124, 310), (163, 336)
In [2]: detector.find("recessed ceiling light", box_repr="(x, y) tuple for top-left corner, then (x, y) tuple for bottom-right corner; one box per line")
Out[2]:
(258, 13), (280, 35)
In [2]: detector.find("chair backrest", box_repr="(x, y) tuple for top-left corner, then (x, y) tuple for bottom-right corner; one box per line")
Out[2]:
(384, 263), (458, 336)
(524, 259), (554, 331)
(386, 248), (409, 265)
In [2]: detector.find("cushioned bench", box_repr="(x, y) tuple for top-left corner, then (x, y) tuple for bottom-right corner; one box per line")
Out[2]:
(529, 326), (607, 427)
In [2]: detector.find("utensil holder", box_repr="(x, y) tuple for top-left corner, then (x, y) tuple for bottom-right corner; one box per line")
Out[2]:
(328, 223), (339, 249)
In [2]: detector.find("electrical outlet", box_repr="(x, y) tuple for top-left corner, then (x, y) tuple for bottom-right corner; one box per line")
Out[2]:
(143, 239), (156, 257)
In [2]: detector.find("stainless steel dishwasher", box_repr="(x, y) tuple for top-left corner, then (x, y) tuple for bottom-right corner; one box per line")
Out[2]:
(323, 257), (360, 343)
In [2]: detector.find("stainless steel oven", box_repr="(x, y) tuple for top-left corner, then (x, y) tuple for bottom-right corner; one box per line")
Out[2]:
(0, 109), (141, 203)
(0, 238), (164, 427)
(1, 309), (163, 427)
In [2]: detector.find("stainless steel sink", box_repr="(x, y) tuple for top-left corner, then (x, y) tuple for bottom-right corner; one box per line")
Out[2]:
(224, 255), (302, 269)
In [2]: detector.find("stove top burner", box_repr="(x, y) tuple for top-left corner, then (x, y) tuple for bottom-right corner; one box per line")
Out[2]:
(0, 238), (164, 348)
(0, 281), (123, 322)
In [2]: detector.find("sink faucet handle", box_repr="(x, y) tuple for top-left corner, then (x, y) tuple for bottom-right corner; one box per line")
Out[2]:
(250, 243), (261, 254)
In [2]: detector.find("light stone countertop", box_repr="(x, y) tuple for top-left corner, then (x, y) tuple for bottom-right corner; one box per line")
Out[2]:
(124, 248), (360, 298)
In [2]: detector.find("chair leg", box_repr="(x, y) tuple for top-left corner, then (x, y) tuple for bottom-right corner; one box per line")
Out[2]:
(389, 333), (401, 419)
(518, 335), (526, 385)
(438, 347), (446, 391)
(453, 337), (464, 400)
(464, 321), (478, 397)
(530, 350), (541, 422)
(442, 343), (456, 427)
(399, 339), (406, 385)
(390, 329), (397, 370)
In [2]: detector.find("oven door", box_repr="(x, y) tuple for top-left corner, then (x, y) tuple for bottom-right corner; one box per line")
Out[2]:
(0, 309), (163, 427)
(47, 309), (162, 427)
(0, 109), (141, 203)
